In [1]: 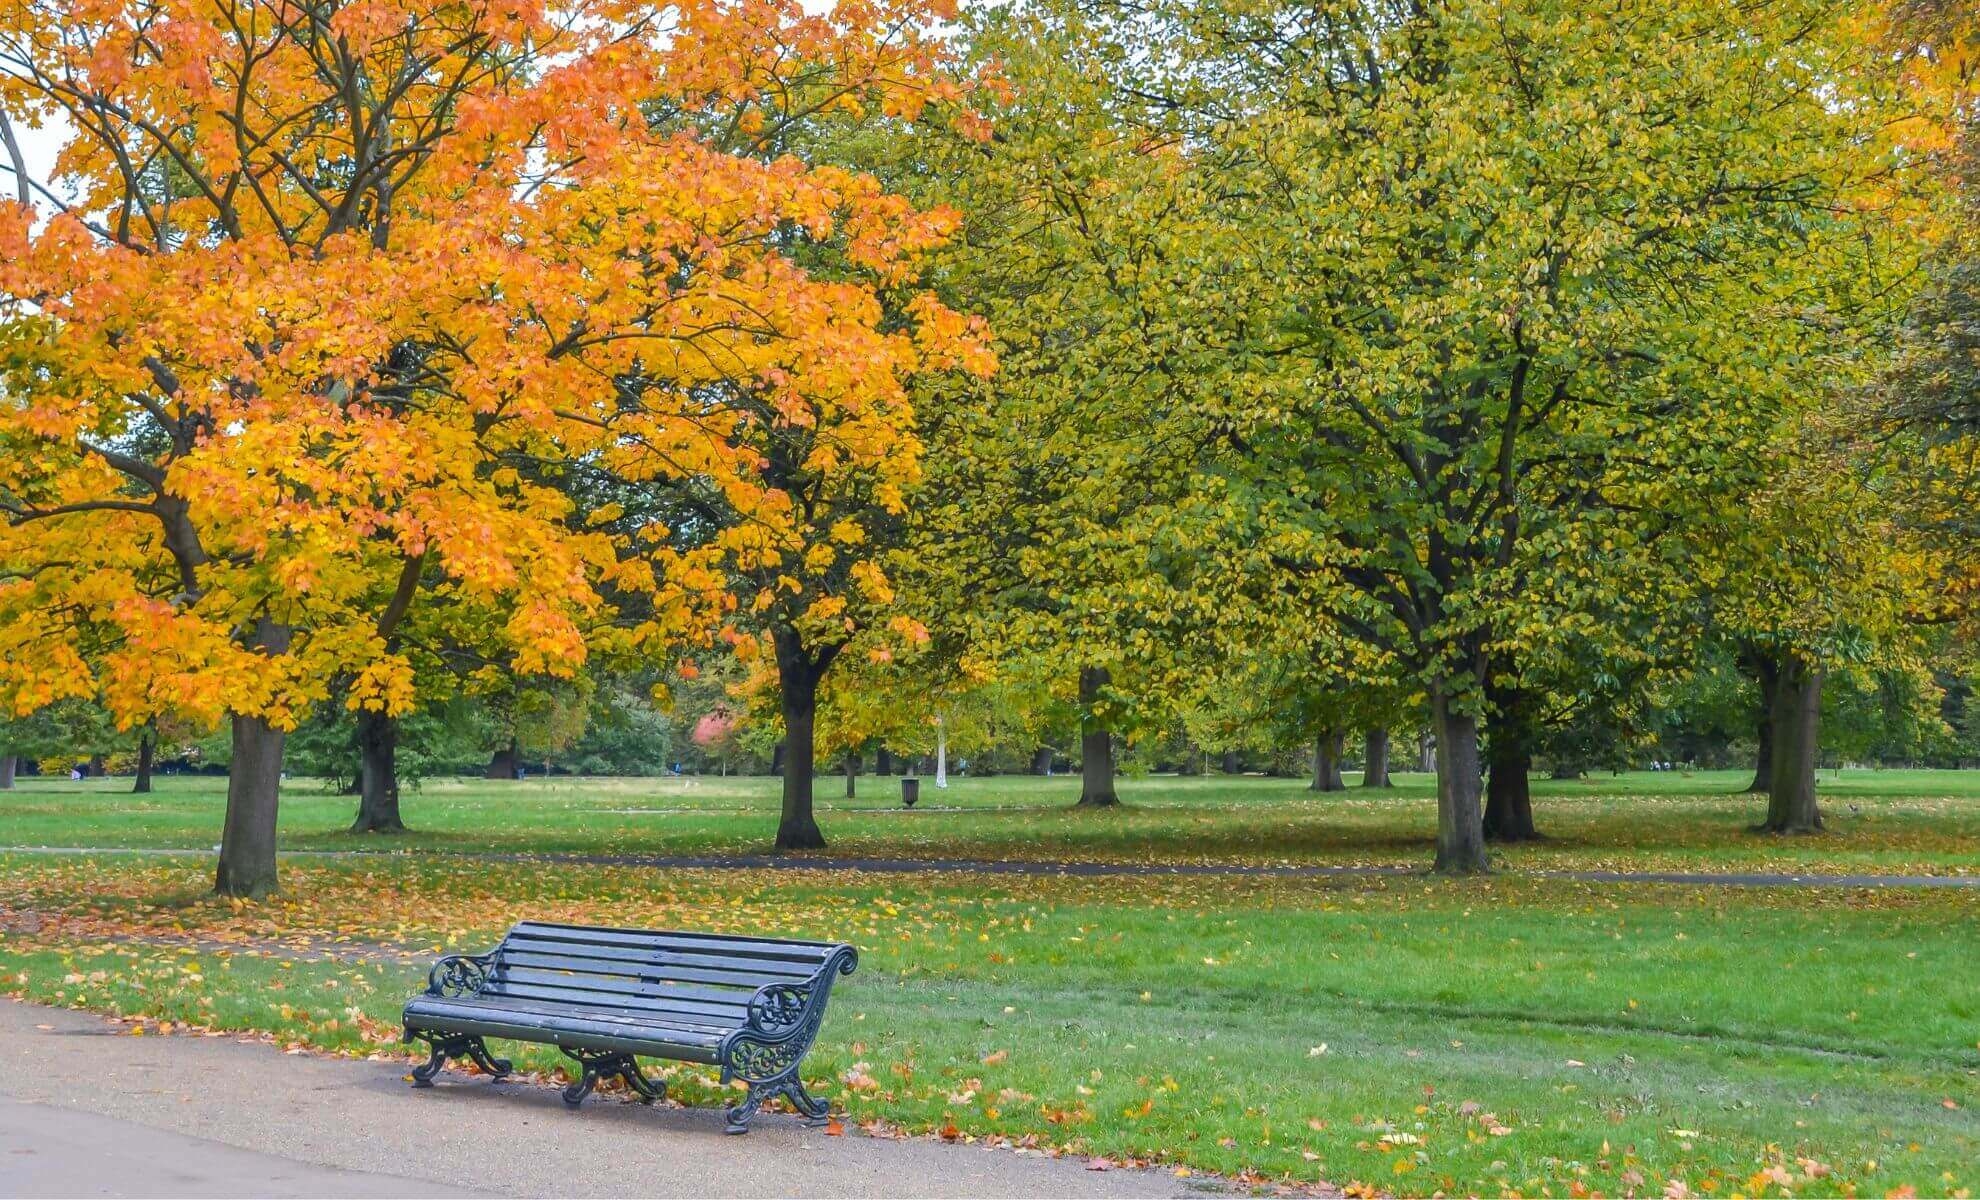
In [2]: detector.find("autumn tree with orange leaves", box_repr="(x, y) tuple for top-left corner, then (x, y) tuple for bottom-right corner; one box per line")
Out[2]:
(0, 0), (985, 892)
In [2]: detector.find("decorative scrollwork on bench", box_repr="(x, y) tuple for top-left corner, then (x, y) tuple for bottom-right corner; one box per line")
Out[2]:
(427, 954), (492, 997)
(727, 1031), (809, 1084)
(746, 984), (811, 1035)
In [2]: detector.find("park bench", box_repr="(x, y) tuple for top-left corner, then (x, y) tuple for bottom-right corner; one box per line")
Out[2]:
(401, 920), (857, 1133)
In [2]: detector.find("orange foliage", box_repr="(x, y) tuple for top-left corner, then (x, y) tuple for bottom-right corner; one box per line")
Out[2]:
(0, 0), (984, 732)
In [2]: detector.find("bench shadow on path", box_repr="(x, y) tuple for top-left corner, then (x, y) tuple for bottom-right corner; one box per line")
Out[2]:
(368, 1064), (824, 1142)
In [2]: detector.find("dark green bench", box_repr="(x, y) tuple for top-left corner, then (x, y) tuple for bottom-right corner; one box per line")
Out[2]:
(401, 920), (857, 1133)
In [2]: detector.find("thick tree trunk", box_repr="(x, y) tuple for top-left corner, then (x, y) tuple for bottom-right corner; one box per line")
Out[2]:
(770, 740), (786, 777)
(1430, 685), (1489, 873)
(486, 740), (520, 780)
(1076, 666), (1118, 807)
(0, 754), (15, 789)
(1030, 746), (1054, 775)
(1745, 652), (1780, 793)
(1758, 654), (1823, 833)
(216, 713), (285, 896)
(1418, 732), (1436, 773)
(875, 747), (894, 776)
(216, 620), (291, 898)
(1361, 729), (1391, 788)
(86, 753), (106, 777)
(1221, 749), (1241, 774)
(132, 731), (155, 794)
(1310, 729), (1345, 791)
(844, 753), (859, 799)
(773, 635), (827, 850)
(1482, 684), (1541, 842)
(350, 708), (406, 833)
(1483, 745), (1538, 841)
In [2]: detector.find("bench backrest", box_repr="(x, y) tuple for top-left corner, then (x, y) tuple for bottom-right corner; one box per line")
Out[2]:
(480, 921), (850, 1031)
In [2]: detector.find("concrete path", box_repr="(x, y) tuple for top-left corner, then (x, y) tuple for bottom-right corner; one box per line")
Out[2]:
(4, 844), (1975, 888)
(0, 1001), (1201, 1199)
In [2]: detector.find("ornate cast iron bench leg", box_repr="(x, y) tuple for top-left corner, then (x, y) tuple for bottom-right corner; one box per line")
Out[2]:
(404, 1030), (510, 1087)
(620, 1059), (666, 1105)
(724, 1035), (830, 1133)
(560, 1048), (661, 1107)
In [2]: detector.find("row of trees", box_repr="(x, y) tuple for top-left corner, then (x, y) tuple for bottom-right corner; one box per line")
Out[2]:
(1, 0), (1974, 890)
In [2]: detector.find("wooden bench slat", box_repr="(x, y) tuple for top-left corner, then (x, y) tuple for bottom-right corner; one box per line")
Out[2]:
(512, 919), (839, 953)
(411, 993), (735, 1037)
(479, 980), (750, 1026)
(497, 946), (818, 986)
(497, 945), (823, 981)
(403, 996), (728, 1059)
(489, 966), (755, 1010)
(508, 923), (836, 965)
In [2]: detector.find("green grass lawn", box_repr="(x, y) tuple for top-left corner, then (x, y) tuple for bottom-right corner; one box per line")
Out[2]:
(3, 768), (1977, 877)
(0, 852), (1974, 1196)
(2, 771), (1977, 1194)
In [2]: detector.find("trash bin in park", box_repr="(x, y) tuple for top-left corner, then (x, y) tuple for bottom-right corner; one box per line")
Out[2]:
(901, 778), (920, 808)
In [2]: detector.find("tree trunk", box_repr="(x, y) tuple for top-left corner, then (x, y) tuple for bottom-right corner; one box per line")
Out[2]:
(1758, 653), (1823, 833)
(1310, 729), (1345, 791)
(486, 740), (520, 780)
(1745, 651), (1780, 793)
(1221, 749), (1241, 774)
(86, 753), (106, 777)
(350, 708), (407, 833)
(1482, 683), (1541, 842)
(0, 754), (15, 789)
(1483, 745), (1538, 841)
(1075, 666), (1118, 807)
(1430, 684), (1489, 873)
(875, 747), (893, 776)
(844, 753), (859, 799)
(770, 740), (786, 777)
(132, 731), (155, 794)
(1418, 731), (1436, 773)
(215, 619), (291, 898)
(1030, 746), (1053, 775)
(773, 634), (827, 850)
(1361, 729), (1391, 788)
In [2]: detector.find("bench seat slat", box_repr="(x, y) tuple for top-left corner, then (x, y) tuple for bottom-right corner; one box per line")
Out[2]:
(459, 989), (741, 1033)
(478, 981), (748, 1027)
(403, 995), (726, 1064)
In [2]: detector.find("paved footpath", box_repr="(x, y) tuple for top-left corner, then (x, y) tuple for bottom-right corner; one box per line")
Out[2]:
(0, 1001), (1202, 1199)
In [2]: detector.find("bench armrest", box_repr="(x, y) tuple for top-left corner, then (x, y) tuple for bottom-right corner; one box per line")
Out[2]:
(722, 945), (858, 1084)
(426, 952), (497, 998)
(743, 945), (858, 1035)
